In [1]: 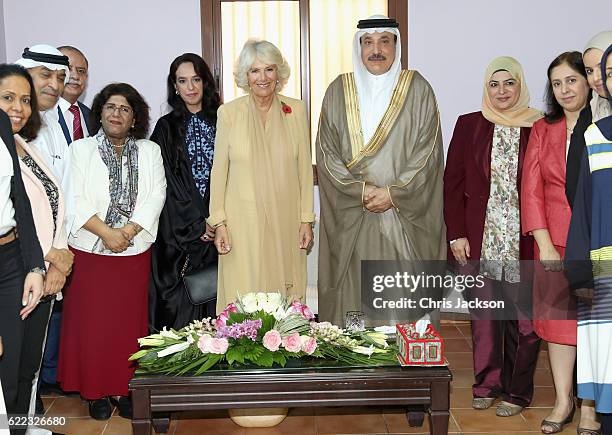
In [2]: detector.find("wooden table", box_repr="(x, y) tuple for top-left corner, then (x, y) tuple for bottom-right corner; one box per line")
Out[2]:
(130, 364), (451, 435)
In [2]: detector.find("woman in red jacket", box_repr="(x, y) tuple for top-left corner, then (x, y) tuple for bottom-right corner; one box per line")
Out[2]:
(444, 56), (542, 417)
(521, 52), (597, 434)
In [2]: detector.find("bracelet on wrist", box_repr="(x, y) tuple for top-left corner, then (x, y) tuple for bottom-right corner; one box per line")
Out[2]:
(29, 267), (46, 277)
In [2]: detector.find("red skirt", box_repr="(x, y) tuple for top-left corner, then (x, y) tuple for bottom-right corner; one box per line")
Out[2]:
(532, 245), (577, 345)
(57, 248), (150, 399)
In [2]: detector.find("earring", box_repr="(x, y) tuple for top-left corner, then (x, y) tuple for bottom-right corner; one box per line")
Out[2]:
(175, 90), (179, 95)
(276, 80), (280, 84)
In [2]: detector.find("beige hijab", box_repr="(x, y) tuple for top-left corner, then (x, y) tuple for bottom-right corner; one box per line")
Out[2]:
(481, 56), (542, 128)
(584, 31), (612, 121)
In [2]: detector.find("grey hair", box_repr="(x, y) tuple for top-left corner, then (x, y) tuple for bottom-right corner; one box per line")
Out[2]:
(234, 39), (290, 93)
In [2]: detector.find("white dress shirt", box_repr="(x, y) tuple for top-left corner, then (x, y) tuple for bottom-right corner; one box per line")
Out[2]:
(58, 97), (89, 140)
(66, 136), (166, 256)
(29, 110), (70, 185)
(0, 137), (16, 235)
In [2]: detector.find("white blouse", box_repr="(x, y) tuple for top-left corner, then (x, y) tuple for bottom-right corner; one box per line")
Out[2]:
(0, 137), (16, 235)
(65, 136), (166, 256)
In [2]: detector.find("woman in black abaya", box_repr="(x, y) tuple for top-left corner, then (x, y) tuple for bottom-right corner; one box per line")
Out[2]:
(149, 53), (220, 330)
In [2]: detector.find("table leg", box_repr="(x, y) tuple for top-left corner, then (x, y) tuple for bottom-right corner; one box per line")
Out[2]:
(429, 380), (451, 435)
(430, 410), (449, 435)
(406, 406), (425, 427)
(131, 389), (152, 435)
(132, 420), (152, 435)
(152, 413), (171, 433)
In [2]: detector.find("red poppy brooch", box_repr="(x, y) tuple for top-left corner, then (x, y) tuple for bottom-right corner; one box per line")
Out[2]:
(281, 102), (292, 114)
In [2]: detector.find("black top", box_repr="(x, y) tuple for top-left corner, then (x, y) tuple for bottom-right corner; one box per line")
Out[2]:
(565, 105), (592, 209)
(0, 110), (45, 271)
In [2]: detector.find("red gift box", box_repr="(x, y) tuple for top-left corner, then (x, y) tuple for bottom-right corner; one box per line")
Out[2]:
(396, 323), (445, 366)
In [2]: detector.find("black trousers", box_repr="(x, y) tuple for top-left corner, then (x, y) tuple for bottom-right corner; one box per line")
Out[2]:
(603, 413), (612, 435)
(0, 239), (52, 435)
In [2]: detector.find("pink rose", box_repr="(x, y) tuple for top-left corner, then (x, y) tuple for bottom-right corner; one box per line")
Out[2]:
(198, 335), (213, 353)
(282, 332), (302, 353)
(263, 330), (282, 351)
(300, 335), (317, 355)
(198, 335), (229, 355)
(209, 337), (229, 354)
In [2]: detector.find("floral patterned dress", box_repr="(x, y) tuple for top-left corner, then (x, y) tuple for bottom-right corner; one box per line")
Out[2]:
(480, 124), (521, 283)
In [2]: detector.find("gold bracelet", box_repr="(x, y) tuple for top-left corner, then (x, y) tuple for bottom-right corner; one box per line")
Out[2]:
(386, 185), (399, 212)
(361, 182), (367, 211)
(127, 220), (142, 234)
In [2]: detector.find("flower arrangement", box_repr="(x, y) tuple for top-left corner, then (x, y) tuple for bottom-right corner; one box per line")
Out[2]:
(131, 292), (397, 375)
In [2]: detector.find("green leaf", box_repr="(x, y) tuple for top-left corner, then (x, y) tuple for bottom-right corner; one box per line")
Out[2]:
(194, 354), (224, 375)
(228, 312), (247, 324)
(175, 355), (209, 375)
(226, 346), (245, 364)
(261, 314), (276, 333)
(272, 351), (287, 367)
(243, 345), (264, 363)
(139, 351), (159, 364)
(256, 349), (274, 367)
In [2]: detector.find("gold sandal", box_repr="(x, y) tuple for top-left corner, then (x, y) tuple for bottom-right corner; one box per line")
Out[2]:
(496, 401), (523, 417)
(576, 427), (602, 435)
(472, 397), (495, 409)
(540, 402), (575, 433)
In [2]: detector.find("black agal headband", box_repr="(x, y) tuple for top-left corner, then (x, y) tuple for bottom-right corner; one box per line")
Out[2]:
(22, 47), (69, 67)
(357, 17), (399, 29)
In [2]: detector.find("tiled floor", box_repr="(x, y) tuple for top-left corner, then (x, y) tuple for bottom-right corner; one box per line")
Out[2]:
(40, 322), (576, 434)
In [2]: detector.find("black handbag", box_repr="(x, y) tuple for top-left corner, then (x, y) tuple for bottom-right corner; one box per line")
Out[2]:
(181, 255), (218, 305)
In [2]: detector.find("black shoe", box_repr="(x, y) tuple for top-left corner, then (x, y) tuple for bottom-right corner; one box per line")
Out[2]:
(35, 393), (45, 415)
(39, 382), (65, 396)
(88, 397), (112, 420)
(110, 395), (132, 419)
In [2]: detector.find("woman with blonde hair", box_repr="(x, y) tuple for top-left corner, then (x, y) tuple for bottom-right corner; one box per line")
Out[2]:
(208, 39), (314, 312)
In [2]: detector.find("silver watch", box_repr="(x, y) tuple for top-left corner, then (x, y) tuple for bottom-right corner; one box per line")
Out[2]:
(29, 267), (46, 277)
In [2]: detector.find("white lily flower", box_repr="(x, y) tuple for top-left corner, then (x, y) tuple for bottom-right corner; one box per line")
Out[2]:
(352, 345), (376, 357)
(157, 342), (190, 357)
(138, 338), (165, 347)
(159, 327), (180, 340)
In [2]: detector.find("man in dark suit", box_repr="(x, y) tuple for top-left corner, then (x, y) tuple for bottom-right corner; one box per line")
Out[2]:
(56, 46), (91, 144)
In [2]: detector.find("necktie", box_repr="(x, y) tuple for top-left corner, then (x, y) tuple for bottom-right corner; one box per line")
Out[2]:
(68, 104), (84, 142)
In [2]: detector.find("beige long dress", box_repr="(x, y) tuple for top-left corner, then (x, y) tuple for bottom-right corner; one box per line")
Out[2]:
(208, 95), (314, 312)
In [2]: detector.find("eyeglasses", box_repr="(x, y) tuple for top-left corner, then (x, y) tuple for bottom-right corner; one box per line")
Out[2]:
(103, 103), (133, 115)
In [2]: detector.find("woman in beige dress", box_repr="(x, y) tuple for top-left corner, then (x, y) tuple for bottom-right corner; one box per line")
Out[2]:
(208, 39), (315, 312)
